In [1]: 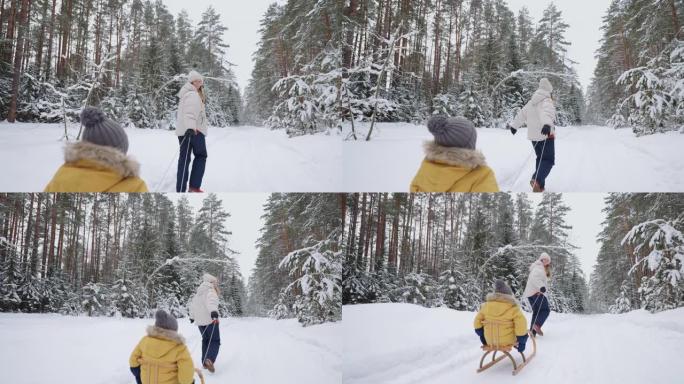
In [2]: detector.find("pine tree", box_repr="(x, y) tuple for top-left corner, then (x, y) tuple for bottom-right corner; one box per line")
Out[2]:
(277, 234), (342, 326)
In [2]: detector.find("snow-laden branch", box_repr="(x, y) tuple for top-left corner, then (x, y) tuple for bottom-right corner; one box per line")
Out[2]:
(490, 69), (577, 96)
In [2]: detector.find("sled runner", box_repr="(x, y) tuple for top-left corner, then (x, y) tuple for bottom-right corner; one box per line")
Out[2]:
(476, 320), (537, 376)
(137, 358), (206, 384)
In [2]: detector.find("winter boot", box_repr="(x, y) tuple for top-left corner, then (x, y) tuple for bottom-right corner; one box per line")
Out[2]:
(532, 323), (544, 336)
(203, 359), (215, 373)
(189, 187), (204, 193)
(530, 180), (544, 193)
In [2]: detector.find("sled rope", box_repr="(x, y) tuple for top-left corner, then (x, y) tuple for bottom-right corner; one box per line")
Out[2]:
(532, 138), (547, 190)
(189, 321), (211, 354)
(154, 134), (189, 192)
(179, 134), (193, 192)
(529, 293), (544, 332)
(201, 322), (218, 363)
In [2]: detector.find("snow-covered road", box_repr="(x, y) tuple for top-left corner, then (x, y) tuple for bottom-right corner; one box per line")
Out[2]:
(343, 303), (684, 384)
(0, 313), (341, 384)
(343, 123), (684, 192)
(0, 123), (342, 192)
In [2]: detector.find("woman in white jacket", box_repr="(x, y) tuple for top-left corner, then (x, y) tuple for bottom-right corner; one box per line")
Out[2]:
(176, 70), (208, 193)
(523, 252), (552, 336)
(189, 273), (220, 372)
(508, 78), (557, 192)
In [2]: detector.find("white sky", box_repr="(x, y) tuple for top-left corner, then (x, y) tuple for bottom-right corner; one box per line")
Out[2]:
(506, 0), (612, 91)
(163, 0), (284, 91)
(528, 193), (607, 278)
(166, 193), (268, 282)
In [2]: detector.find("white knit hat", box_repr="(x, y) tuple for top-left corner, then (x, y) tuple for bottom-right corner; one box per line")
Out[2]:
(539, 78), (553, 92)
(203, 273), (217, 284)
(188, 70), (203, 83)
(539, 252), (551, 263)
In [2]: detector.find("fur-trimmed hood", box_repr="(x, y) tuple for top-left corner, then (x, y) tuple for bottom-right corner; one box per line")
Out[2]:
(486, 292), (520, 307)
(65, 141), (141, 178)
(423, 141), (487, 168)
(146, 325), (185, 345)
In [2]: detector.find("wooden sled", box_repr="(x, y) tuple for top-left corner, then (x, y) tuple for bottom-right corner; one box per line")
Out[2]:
(475, 320), (537, 376)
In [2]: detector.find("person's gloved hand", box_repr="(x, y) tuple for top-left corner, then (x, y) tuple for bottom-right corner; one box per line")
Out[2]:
(541, 124), (551, 136)
(475, 327), (487, 346)
(516, 335), (529, 353)
(540, 286), (546, 293)
(189, 318), (194, 324)
(211, 311), (219, 324)
(508, 124), (517, 135)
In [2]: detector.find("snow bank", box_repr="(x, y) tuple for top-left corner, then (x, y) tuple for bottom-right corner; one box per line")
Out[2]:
(0, 313), (341, 384)
(343, 303), (684, 384)
(343, 123), (684, 192)
(0, 123), (342, 192)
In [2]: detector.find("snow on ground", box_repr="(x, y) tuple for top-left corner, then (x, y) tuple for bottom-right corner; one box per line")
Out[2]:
(0, 313), (341, 384)
(343, 123), (684, 192)
(0, 123), (342, 192)
(343, 303), (684, 384)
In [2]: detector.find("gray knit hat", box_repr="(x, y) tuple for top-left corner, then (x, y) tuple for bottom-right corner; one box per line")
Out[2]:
(80, 107), (129, 154)
(427, 115), (477, 149)
(494, 279), (513, 295)
(154, 309), (178, 331)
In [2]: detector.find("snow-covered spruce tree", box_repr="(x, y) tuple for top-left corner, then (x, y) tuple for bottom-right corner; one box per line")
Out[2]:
(456, 84), (487, 127)
(81, 282), (109, 317)
(249, 1), (341, 132)
(269, 291), (294, 320)
(609, 280), (634, 314)
(622, 218), (684, 312)
(109, 277), (145, 318)
(342, 262), (383, 304)
(613, 57), (674, 135)
(390, 273), (437, 306)
(437, 268), (470, 310)
(432, 92), (459, 116)
(16, 275), (43, 313)
(0, 245), (23, 312)
(277, 233), (342, 326)
(268, 47), (341, 137)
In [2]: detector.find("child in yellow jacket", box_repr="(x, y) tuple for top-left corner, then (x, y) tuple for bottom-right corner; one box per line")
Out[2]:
(410, 115), (499, 192)
(44, 107), (148, 192)
(473, 279), (529, 353)
(129, 310), (195, 384)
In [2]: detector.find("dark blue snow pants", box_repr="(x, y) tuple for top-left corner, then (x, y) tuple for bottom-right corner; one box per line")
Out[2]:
(199, 323), (221, 363)
(176, 129), (207, 192)
(528, 294), (550, 329)
(531, 138), (555, 189)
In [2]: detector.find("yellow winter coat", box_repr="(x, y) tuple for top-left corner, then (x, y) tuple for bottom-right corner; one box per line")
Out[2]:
(410, 142), (500, 192)
(473, 293), (528, 346)
(129, 326), (195, 384)
(44, 141), (148, 192)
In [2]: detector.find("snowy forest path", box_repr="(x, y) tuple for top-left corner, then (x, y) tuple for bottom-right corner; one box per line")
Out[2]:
(342, 123), (684, 192)
(0, 123), (342, 192)
(0, 313), (340, 384)
(343, 304), (684, 384)
(192, 317), (340, 384)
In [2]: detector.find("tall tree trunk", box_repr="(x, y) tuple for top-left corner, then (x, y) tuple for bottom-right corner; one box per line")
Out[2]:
(34, 0), (50, 78)
(7, 0), (29, 123)
(44, 0), (56, 80)
(432, 0), (443, 96)
(2, 0), (17, 64)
